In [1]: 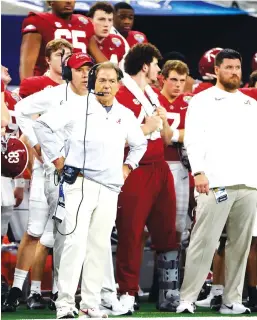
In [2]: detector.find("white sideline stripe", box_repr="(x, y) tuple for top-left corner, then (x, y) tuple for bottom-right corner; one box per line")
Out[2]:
(23, 318), (257, 320)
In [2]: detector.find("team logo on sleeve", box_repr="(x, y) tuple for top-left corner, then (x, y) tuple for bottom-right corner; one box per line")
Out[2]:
(78, 16), (88, 24)
(183, 95), (192, 103)
(112, 37), (122, 47)
(24, 24), (36, 31)
(133, 98), (140, 105)
(134, 34), (145, 43)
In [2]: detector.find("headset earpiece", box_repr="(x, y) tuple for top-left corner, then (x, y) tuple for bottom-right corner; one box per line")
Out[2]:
(61, 55), (72, 82)
(118, 69), (124, 81)
(87, 63), (100, 92)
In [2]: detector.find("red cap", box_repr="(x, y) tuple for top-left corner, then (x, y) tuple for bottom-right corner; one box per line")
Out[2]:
(67, 52), (94, 69)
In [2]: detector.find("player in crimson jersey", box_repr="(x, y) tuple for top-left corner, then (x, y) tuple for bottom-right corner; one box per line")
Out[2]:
(2, 39), (74, 312)
(155, 60), (193, 311)
(88, 2), (126, 64)
(113, 2), (148, 48)
(20, 38), (73, 98)
(20, 0), (107, 80)
(114, 43), (177, 314)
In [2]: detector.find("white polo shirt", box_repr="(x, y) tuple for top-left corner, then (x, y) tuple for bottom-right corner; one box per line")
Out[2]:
(33, 94), (147, 192)
(184, 86), (257, 189)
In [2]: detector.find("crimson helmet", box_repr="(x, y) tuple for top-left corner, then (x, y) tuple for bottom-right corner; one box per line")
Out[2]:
(252, 52), (257, 71)
(1, 137), (28, 178)
(199, 47), (223, 80)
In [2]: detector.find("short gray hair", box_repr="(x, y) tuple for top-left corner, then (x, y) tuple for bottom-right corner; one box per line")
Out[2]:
(95, 62), (123, 80)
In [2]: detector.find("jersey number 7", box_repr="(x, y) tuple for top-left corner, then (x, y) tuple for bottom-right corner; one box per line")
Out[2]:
(167, 112), (180, 130)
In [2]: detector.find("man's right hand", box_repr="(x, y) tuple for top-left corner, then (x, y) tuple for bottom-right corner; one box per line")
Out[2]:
(194, 173), (209, 195)
(33, 143), (43, 163)
(144, 115), (162, 134)
(52, 157), (65, 173)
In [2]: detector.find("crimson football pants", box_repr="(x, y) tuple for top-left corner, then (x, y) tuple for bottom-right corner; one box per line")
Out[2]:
(116, 160), (177, 296)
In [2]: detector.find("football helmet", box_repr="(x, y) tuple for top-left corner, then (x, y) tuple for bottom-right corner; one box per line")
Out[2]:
(252, 52), (257, 71)
(199, 47), (223, 80)
(1, 136), (28, 178)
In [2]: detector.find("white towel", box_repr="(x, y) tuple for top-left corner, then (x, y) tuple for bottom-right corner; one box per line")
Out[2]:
(122, 73), (162, 140)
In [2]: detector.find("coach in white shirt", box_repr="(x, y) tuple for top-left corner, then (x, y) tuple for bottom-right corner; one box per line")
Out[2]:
(177, 49), (257, 315)
(33, 62), (147, 319)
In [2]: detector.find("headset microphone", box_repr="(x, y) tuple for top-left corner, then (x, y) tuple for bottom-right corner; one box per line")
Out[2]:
(93, 92), (104, 97)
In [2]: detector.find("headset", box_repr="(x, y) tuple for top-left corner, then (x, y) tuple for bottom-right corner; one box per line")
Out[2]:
(61, 51), (73, 82)
(87, 63), (124, 94)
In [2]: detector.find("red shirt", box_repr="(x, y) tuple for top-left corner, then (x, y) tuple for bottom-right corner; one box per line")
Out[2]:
(22, 12), (95, 76)
(116, 85), (164, 164)
(126, 30), (148, 48)
(19, 75), (59, 98)
(193, 82), (257, 100)
(1, 80), (4, 92)
(95, 34), (126, 63)
(158, 92), (194, 161)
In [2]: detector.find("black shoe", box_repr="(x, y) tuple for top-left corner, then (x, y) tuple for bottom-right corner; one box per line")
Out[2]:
(1, 275), (9, 300)
(250, 305), (257, 313)
(134, 293), (140, 311)
(48, 292), (58, 311)
(1, 287), (22, 312)
(210, 295), (222, 311)
(27, 293), (46, 309)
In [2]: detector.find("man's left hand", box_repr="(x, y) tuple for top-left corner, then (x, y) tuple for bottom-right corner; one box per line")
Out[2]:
(156, 106), (167, 121)
(123, 164), (132, 181)
(14, 187), (24, 208)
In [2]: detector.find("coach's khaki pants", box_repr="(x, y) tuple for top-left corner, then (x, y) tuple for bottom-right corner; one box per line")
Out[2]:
(180, 185), (257, 304)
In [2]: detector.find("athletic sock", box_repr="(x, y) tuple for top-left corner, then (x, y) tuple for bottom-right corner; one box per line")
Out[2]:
(211, 284), (224, 296)
(30, 280), (41, 295)
(12, 268), (28, 291)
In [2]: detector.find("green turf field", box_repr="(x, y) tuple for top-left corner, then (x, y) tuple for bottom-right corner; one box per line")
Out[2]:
(1, 303), (257, 319)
